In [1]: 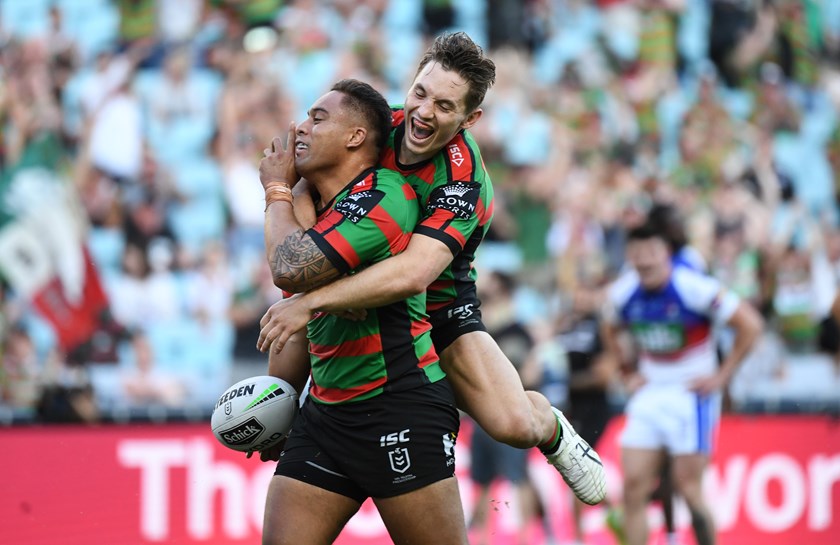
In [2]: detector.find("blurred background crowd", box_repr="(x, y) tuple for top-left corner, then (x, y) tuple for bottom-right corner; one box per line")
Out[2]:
(1, 0), (840, 425)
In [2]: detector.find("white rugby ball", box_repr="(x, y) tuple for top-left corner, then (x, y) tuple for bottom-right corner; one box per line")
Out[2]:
(211, 375), (299, 453)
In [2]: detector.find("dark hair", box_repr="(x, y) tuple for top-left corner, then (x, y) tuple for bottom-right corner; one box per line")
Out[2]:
(627, 222), (669, 245)
(330, 79), (393, 153)
(416, 31), (496, 112)
(647, 203), (687, 253)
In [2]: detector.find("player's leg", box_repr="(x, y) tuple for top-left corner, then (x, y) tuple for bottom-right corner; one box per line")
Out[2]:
(668, 391), (721, 545)
(268, 330), (311, 395)
(262, 476), (361, 545)
(622, 447), (664, 545)
(440, 330), (549, 447)
(374, 476), (469, 545)
(441, 330), (606, 504)
(653, 455), (679, 545)
(672, 453), (715, 545)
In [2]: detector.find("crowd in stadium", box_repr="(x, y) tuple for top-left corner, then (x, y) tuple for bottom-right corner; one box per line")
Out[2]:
(1, 0), (840, 424)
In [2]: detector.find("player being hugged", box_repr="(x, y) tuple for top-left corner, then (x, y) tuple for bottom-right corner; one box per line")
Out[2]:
(257, 79), (467, 545)
(601, 222), (763, 545)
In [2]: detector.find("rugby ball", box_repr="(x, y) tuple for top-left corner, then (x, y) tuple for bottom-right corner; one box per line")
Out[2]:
(211, 376), (299, 453)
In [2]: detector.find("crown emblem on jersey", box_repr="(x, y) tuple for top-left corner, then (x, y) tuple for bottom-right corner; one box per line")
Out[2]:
(442, 184), (472, 198)
(346, 191), (370, 201)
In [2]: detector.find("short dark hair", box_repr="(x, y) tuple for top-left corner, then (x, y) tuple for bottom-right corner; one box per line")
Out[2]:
(416, 31), (496, 113)
(647, 203), (687, 253)
(627, 222), (669, 245)
(330, 79), (393, 153)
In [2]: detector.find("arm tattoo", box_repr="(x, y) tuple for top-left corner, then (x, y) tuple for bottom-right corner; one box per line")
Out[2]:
(270, 230), (340, 292)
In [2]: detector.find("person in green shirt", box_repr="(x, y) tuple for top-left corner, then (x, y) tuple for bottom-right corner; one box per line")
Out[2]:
(258, 78), (467, 545)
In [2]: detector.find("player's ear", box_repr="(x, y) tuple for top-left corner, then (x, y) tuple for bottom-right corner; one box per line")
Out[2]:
(346, 127), (367, 150)
(460, 108), (483, 131)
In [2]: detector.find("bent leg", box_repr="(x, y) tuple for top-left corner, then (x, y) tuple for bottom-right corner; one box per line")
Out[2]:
(622, 448), (663, 545)
(263, 476), (360, 545)
(374, 476), (468, 545)
(268, 330), (311, 395)
(441, 331), (554, 448)
(672, 453), (716, 545)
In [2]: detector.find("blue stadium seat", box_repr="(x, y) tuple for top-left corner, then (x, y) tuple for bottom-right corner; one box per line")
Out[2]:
(1, 0), (50, 38)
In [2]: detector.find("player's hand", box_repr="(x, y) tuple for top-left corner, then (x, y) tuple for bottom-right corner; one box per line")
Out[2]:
(689, 372), (728, 396)
(260, 122), (300, 190)
(245, 440), (286, 462)
(623, 372), (646, 395)
(258, 294), (313, 353)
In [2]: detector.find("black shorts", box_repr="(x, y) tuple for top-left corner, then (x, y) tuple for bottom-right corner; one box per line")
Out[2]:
(429, 296), (487, 353)
(275, 379), (459, 502)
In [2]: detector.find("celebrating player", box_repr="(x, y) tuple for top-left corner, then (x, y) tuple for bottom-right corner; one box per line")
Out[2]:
(258, 79), (467, 545)
(601, 222), (763, 545)
(258, 31), (606, 505)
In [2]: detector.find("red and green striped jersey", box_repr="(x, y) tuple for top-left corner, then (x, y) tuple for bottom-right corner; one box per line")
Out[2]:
(305, 166), (444, 404)
(381, 107), (495, 312)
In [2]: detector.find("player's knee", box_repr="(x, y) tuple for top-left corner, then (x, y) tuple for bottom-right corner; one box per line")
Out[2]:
(623, 473), (653, 505)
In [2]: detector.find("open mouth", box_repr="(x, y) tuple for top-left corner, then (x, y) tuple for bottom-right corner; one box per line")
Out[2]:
(295, 141), (309, 156)
(410, 118), (434, 143)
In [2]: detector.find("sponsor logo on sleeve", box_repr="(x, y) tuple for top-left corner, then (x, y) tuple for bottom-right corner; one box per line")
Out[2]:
(427, 182), (480, 221)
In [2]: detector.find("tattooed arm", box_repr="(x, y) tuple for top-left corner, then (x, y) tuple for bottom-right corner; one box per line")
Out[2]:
(263, 172), (340, 293)
(260, 131), (342, 294)
(266, 227), (341, 293)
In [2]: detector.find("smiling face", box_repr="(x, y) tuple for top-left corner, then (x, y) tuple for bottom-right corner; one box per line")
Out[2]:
(293, 90), (358, 178)
(400, 62), (481, 164)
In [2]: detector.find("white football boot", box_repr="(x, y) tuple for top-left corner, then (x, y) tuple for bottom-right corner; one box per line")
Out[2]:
(544, 407), (607, 505)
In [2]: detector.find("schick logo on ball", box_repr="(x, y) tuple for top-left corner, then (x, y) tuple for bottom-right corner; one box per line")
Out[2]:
(220, 417), (265, 446)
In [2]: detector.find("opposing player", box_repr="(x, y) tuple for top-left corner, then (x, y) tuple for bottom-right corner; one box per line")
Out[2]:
(258, 31), (606, 505)
(259, 79), (467, 544)
(601, 223), (763, 545)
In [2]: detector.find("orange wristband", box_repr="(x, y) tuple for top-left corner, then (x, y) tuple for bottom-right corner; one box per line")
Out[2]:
(265, 183), (293, 210)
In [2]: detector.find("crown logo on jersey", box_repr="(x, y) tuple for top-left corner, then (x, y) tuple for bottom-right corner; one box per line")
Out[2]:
(346, 191), (370, 202)
(441, 184), (472, 198)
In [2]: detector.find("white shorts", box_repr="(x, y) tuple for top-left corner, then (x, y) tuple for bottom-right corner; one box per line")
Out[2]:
(620, 383), (721, 456)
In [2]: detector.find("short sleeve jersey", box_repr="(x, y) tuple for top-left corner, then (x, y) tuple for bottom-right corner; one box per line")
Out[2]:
(305, 167), (444, 404)
(602, 267), (740, 384)
(380, 107), (495, 312)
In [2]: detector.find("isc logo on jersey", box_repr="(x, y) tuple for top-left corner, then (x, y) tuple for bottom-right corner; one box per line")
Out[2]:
(448, 143), (465, 167)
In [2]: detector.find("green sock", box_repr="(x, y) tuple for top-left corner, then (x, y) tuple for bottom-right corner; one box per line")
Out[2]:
(538, 413), (564, 454)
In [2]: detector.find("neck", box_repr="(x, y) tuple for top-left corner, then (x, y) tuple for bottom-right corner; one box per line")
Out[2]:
(398, 133), (433, 165)
(307, 157), (375, 206)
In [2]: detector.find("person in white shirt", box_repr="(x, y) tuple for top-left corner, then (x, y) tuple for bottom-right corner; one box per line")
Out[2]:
(601, 222), (763, 545)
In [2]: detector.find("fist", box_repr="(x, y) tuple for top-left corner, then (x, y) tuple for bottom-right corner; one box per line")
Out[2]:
(259, 122), (300, 190)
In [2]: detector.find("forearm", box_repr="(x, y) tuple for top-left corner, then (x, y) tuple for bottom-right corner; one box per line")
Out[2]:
(719, 307), (763, 382)
(303, 253), (423, 312)
(264, 195), (339, 293)
(299, 234), (450, 312)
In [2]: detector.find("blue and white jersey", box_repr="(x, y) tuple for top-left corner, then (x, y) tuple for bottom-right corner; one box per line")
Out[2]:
(673, 245), (707, 273)
(603, 266), (740, 385)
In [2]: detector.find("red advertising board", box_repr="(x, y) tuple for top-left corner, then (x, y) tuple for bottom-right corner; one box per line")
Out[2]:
(1, 416), (838, 545)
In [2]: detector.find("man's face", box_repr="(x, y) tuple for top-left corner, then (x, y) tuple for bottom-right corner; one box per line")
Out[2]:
(401, 62), (480, 163)
(627, 236), (671, 290)
(294, 90), (355, 177)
